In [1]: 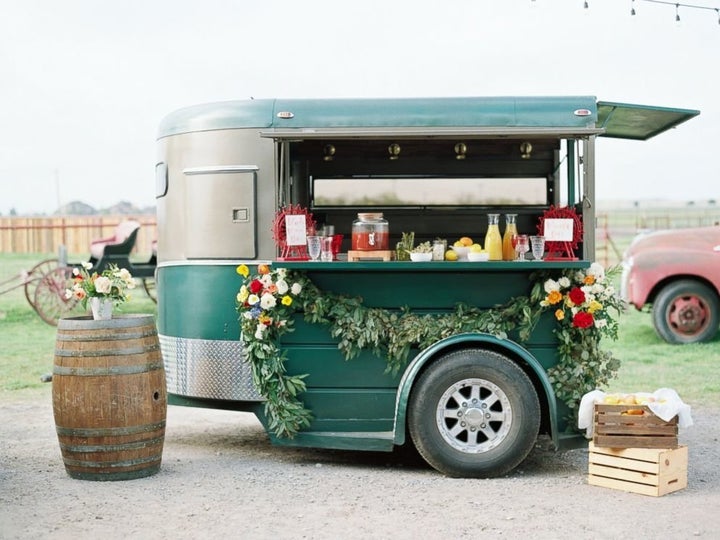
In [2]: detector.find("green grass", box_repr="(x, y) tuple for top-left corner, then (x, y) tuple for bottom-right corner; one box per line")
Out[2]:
(605, 307), (720, 406)
(0, 253), (156, 397)
(1, 253), (718, 407)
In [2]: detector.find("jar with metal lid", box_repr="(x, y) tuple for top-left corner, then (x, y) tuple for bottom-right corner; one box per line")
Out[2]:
(351, 212), (389, 251)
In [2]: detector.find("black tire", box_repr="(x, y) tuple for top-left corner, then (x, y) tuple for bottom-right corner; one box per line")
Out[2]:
(652, 280), (720, 344)
(408, 349), (540, 478)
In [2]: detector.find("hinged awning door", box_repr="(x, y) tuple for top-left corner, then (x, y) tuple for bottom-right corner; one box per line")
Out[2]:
(597, 101), (700, 141)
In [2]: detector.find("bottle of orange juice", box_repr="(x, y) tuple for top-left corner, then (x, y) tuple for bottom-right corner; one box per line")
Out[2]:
(502, 213), (518, 261)
(484, 214), (503, 261)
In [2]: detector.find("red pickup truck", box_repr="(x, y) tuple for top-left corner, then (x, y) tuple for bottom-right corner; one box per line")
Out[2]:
(621, 225), (720, 343)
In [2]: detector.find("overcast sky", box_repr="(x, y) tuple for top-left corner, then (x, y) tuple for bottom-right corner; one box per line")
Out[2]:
(1, 0), (718, 215)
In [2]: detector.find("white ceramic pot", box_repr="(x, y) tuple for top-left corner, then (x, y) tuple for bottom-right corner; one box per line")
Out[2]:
(90, 297), (113, 320)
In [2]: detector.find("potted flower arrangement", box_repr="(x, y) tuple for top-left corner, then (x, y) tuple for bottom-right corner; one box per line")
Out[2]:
(65, 262), (135, 320)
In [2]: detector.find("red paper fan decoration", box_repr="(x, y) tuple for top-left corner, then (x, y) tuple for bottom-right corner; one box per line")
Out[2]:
(272, 204), (316, 261)
(537, 206), (583, 260)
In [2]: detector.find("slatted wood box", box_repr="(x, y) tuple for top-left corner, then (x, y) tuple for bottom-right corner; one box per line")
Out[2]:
(588, 441), (687, 496)
(347, 250), (394, 261)
(593, 403), (678, 449)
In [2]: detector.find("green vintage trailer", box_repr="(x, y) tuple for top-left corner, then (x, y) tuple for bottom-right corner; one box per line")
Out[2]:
(155, 96), (698, 477)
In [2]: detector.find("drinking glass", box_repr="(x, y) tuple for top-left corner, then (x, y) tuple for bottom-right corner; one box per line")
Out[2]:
(511, 234), (519, 260)
(515, 234), (529, 261)
(530, 235), (545, 261)
(320, 236), (334, 262)
(307, 236), (322, 261)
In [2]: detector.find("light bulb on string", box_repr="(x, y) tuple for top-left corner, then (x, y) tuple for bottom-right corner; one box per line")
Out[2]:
(675, 3), (681, 22)
(584, 1), (589, 8)
(631, 0), (636, 16)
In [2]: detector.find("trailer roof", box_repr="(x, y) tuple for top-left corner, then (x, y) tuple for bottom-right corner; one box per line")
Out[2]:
(157, 96), (698, 141)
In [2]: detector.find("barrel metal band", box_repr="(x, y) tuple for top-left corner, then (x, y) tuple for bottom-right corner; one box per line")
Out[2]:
(55, 328), (158, 342)
(54, 344), (161, 358)
(59, 435), (165, 454)
(55, 420), (166, 437)
(62, 454), (161, 469)
(53, 361), (165, 376)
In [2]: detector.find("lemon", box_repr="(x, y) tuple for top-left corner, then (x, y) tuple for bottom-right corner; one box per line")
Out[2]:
(453, 240), (464, 247)
(445, 249), (458, 261)
(470, 244), (483, 252)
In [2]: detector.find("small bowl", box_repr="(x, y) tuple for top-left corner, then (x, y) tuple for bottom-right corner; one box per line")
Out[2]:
(467, 251), (490, 262)
(410, 252), (433, 262)
(451, 246), (470, 260)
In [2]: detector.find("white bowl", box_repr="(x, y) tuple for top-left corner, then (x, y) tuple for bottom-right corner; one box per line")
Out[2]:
(410, 252), (433, 262)
(467, 251), (490, 262)
(451, 246), (470, 260)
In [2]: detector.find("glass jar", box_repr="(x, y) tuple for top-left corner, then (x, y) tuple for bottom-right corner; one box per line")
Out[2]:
(352, 213), (389, 251)
(502, 213), (518, 261)
(484, 213), (503, 261)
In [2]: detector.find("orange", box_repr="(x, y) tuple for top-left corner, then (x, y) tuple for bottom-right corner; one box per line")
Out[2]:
(459, 236), (473, 247)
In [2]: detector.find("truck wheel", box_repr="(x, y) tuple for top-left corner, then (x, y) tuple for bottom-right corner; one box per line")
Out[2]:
(652, 280), (719, 344)
(408, 349), (540, 478)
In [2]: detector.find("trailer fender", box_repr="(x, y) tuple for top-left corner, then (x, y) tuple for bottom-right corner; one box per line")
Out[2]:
(392, 333), (559, 447)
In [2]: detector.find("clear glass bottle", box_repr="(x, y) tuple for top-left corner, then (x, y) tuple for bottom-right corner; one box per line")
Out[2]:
(484, 213), (503, 261)
(351, 213), (389, 251)
(502, 213), (518, 261)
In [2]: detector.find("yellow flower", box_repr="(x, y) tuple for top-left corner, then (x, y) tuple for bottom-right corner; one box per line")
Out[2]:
(237, 285), (249, 303)
(554, 309), (565, 321)
(281, 295), (293, 306)
(546, 290), (563, 305)
(236, 264), (250, 278)
(588, 300), (603, 314)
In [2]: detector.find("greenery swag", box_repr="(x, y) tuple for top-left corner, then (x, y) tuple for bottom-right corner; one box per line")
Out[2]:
(236, 262), (624, 439)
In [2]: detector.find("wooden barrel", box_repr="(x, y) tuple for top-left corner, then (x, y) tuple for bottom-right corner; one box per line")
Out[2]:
(52, 315), (167, 481)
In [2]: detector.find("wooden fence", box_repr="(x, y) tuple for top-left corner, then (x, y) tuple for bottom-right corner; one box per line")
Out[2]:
(0, 216), (157, 256)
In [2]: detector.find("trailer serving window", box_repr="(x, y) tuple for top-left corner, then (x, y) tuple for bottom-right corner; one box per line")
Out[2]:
(312, 177), (549, 207)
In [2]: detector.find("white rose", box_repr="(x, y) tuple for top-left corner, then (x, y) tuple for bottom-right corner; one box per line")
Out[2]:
(254, 324), (266, 340)
(558, 276), (571, 288)
(544, 279), (560, 293)
(276, 280), (289, 295)
(291, 283), (302, 295)
(94, 276), (112, 294)
(260, 292), (277, 309)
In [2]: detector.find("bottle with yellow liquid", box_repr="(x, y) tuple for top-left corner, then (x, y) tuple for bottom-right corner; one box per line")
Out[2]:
(502, 213), (518, 261)
(484, 213), (503, 261)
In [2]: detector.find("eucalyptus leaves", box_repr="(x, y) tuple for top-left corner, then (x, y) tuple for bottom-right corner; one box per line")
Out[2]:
(236, 263), (624, 438)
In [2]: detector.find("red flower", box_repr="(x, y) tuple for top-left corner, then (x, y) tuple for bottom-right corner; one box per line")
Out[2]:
(568, 287), (586, 305)
(572, 311), (594, 329)
(249, 279), (263, 294)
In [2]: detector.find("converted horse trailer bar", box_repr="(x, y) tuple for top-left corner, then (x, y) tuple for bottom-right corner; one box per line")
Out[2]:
(155, 96), (698, 477)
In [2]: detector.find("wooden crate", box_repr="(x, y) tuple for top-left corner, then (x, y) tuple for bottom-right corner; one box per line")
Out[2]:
(588, 442), (687, 496)
(347, 250), (393, 261)
(593, 403), (678, 449)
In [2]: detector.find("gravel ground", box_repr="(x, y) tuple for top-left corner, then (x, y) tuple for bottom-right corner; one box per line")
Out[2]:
(1, 389), (718, 540)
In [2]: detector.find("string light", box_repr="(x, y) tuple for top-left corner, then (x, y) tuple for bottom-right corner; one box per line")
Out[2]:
(537, 0), (720, 26)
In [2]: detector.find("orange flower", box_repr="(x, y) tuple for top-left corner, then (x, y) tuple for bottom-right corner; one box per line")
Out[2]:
(258, 264), (271, 275)
(554, 309), (565, 321)
(546, 290), (563, 305)
(583, 275), (596, 286)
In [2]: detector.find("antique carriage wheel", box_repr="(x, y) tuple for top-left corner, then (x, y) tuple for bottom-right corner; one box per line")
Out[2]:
(142, 278), (157, 303)
(32, 266), (81, 326)
(23, 258), (59, 308)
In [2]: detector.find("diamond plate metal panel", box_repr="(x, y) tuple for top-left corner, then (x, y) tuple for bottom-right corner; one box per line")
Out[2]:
(159, 334), (263, 401)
